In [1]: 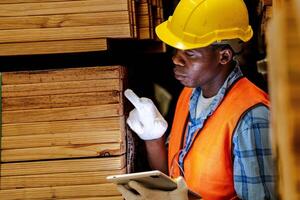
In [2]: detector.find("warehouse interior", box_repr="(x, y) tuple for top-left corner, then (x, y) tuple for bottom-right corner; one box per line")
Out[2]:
(0, 0), (299, 199)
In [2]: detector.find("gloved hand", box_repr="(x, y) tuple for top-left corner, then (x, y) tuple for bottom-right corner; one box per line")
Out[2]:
(117, 176), (189, 200)
(124, 89), (168, 140)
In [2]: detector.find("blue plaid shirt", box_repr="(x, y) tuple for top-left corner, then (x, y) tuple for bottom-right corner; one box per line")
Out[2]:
(178, 66), (276, 199)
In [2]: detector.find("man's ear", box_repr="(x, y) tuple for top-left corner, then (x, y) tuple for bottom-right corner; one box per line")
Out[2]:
(219, 49), (233, 65)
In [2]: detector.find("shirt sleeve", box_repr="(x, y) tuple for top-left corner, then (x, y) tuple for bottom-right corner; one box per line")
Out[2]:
(232, 104), (276, 200)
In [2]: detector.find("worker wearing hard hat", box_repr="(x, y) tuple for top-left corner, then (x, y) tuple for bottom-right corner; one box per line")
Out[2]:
(118, 0), (276, 199)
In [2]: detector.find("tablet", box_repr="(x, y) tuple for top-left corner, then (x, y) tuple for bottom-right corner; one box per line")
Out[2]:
(106, 170), (177, 191)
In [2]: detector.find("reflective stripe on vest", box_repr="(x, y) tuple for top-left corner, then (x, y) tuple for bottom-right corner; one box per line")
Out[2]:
(168, 77), (269, 200)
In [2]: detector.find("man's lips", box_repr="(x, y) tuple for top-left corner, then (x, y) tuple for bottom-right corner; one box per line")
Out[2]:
(173, 68), (186, 80)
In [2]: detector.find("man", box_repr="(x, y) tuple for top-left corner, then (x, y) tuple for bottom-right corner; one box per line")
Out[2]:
(118, 0), (276, 199)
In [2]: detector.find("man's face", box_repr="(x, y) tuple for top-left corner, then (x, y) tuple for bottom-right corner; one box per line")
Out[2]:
(172, 46), (221, 88)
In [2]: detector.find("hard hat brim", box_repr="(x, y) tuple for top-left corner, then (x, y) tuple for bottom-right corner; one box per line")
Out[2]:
(155, 21), (204, 50)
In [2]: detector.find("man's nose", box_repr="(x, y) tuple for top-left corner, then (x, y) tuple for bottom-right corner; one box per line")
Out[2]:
(172, 51), (184, 66)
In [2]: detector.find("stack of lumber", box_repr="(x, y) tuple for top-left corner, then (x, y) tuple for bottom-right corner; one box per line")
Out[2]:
(129, 0), (164, 40)
(0, 0), (165, 56)
(0, 66), (127, 200)
(267, 0), (300, 199)
(259, 0), (273, 37)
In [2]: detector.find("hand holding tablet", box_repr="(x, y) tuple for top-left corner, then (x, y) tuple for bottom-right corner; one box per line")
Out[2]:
(106, 170), (201, 199)
(106, 170), (177, 191)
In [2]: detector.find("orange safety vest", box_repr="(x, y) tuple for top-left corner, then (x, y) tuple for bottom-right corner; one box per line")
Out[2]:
(168, 77), (269, 200)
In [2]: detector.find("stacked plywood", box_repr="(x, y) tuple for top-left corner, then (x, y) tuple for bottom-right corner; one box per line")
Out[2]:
(267, 0), (300, 199)
(0, 0), (165, 55)
(0, 66), (127, 200)
(129, 0), (164, 40)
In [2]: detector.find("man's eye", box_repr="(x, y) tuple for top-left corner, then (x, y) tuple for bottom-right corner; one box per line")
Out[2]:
(185, 51), (194, 57)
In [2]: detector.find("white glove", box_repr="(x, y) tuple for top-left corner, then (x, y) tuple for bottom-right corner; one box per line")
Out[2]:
(124, 89), (168, 140)
(117, 176), (189, 200)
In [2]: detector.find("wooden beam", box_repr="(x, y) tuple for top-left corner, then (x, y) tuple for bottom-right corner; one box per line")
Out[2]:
(0, 24), (131, 43)
(1, 143), (125, 162)
(1, 156), (125, 176)
(137, 3), (149, 16)
(0, 12), (130, 30)
(2, 79), (122, 97)
(2, 129), (124, 149)
(1, 168), (126, 189)
(0, 0), (86, 3)
(3, 104), (123, 124)
(0, 183), (120, 200)
(0, 0), (128, 17)
(3, 117), (124, 137)
(0, 38), (108, 56)
(3, 91), (121, 111)
(138, 27), (151, 39)
(2, 66), (125, 85)
(137, 15), (150, 28)
(61, 197), (123, 200)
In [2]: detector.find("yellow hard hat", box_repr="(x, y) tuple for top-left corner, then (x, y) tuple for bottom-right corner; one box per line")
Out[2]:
(155, 0), (253, 50)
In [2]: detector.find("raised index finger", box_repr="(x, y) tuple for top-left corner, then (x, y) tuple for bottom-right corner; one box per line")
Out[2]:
(124, 89), (141, 110)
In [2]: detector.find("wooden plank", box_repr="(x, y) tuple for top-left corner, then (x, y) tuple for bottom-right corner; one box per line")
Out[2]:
(1, 168), (126, 189)
(2, 79), (122, 97)
(0, 12), (130, 30)
(3, 91), (121, 111)
(2, 129), (124, 149)
(0, 24), (131, 43)
(0, 38), (108, 56)
(61, 197), (123, 200)
(0, 0), (86, 3)
(2, 66), (125, 85)
(1, 156), (125, 176)
(138, 27), (151, 39)
(131, 0), (137, 38)
(0, 183), (120, 200)
(137, 3), (149, 16)
(3, 117), (124, 136)
(148, 0), (154, 39)
(137, 15), (150, 28)
(1, 143), (125, 162)
(3, 104), (123, 124)
(128, 0), (133, 37)
(0, 0), (128, 17)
